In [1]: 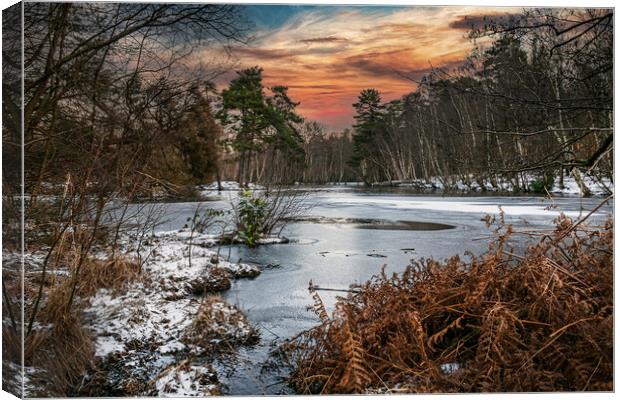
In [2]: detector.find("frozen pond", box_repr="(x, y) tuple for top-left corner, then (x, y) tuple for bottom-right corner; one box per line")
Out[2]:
(145, 187), (613, 394)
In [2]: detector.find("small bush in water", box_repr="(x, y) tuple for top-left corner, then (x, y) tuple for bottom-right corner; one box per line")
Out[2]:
(237, 189), (268, 247)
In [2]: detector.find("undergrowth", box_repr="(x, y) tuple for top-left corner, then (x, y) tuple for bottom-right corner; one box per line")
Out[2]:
(184, 296), (260, 350)
(280, 210), (613, 393)
(16, 254), (142, 396)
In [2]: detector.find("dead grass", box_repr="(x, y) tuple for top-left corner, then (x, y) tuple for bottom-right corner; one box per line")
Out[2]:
(37, 255), (141, 323)
(77, 256), (142, 297)
(22, 254), (141, 396)
(24, 312), (95, 397)
(186, 267), (232, 295)
(281, 213), (613, 393)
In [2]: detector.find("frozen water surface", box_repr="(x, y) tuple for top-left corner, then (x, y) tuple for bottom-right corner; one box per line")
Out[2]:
(135, 187), (612, 394)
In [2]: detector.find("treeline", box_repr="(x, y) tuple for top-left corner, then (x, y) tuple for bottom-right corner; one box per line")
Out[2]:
(4, 6), (614, 197)
(221, 122), (357, 184)
(211, 8), (613, 190)
(346, 8), (613, 191)
(217, 116), (357, 184)
(212, 67), (357, 185)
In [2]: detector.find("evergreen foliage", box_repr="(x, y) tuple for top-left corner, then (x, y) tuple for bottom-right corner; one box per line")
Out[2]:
(218, 67), (304, 184)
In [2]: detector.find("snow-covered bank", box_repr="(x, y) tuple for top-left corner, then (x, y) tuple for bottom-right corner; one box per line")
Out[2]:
(547, 175), (613, 196)
(326, 174), (613, 197)
(81, 230), (262, 395)
(156, 227), (290, 248)
(153, 361), (220, 396)
(197, 173), (612, 199)
(199, 181), (265, 199)
(0, 231), (262, 395)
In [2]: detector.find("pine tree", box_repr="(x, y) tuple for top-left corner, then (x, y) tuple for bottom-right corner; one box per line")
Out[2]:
(182, 86), (222, 184)
(349, 88), (384, 183)
(218, 67), (305, 184)
(219, 67), (269, 184)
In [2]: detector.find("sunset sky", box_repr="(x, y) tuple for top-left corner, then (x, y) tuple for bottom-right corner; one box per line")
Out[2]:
(199, 5), (521, 130)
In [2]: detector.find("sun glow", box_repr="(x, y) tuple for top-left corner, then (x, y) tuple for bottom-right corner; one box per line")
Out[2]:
(197, 6), (521, 130)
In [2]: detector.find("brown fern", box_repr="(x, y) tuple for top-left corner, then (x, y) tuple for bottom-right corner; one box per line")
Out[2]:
(308, 282), (329, 324)
(337, 322), (371, 393)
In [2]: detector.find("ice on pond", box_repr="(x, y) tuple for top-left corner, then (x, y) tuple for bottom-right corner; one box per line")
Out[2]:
(327, 197), (602, 217)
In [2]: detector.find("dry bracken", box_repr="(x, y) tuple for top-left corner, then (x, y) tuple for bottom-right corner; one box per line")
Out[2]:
(282, 213), (613, 394)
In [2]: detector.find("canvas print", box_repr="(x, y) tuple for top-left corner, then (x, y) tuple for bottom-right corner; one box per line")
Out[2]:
(1, 1), (614, 397)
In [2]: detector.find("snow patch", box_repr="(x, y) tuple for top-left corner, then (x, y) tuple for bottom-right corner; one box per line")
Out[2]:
(369, 174), (613, 197)
(153, 361), (219, 396)
(95, 335), (126, 358)
(199, 181), (265, 198)
(328, 197), (603, 217)
(84, 228), (261, 395)
(257, 236), (290, 245)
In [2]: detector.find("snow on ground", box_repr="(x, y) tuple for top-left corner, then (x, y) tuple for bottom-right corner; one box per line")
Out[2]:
(201, 181), (264, 191)
(199, 181), (265, 198)
(86, 283), (197, 358)
(155, 228), (289, 249)
(549, 175), (613, 196)
(2, 362), (22, 397)
(324, 181), (365, 186)
(84, 229), (261, 395)
(2, 361), (45, 398)
(256, 236), (290, 245)
(335, 174), (613, 197)
(155, 229), (220, 246)
(128, 228), (261, 284)
(153, 361), (220, 396)
(3, 250), (46, 271)
(198, 173), (612, 199)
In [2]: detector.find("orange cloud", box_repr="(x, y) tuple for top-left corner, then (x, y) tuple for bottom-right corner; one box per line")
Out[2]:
(299, 36), (349, 44)
(197, 6), (523, 130)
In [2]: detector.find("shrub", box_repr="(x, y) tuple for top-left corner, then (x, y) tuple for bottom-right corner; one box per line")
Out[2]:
(235, 190), (268, 247)
(529, 172), (555, 193)
(183, 296), (259, 350)
(232, 187), (312, 247)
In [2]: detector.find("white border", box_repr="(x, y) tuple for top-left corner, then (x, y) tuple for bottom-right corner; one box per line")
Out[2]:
(0, 1), (615, 400)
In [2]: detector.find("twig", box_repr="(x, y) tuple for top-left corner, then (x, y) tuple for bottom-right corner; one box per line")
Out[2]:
(555, 194), (613, 242)
(311, 286), (361, 294)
